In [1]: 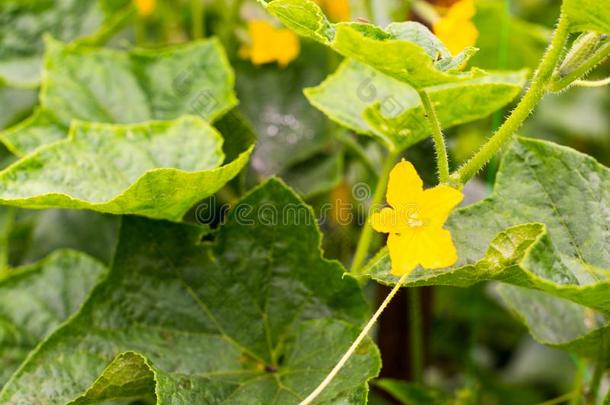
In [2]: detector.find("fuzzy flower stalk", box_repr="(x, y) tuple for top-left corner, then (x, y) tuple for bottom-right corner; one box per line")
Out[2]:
(300, 161), (462, 404)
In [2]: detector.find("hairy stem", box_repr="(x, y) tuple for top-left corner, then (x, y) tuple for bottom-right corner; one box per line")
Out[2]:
(300, 272), (410, 405)
(408, 288), (424, 383)
(418, 90), (450, 183)
(574, 76), (610, 88)
(451, 15), (570, 185)
(351, 149), (400, 274)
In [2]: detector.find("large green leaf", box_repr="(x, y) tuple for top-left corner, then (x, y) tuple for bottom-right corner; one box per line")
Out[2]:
(365, 137), (610, 314)
(0, 0), (131, 88)
(1, 37), (238, 155)
(496, 284), (610, 360)
(0, 250), (107, 387)
(0, 180), (380, 404)
(563, 0), (610, 35)
(0, 116), (253, 221)
(259, 0), (481, 89)
(305, 59), (525, 150)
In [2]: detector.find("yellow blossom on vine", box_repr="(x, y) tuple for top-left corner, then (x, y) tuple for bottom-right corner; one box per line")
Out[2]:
(432, 0), (479, 55)
(239, 20), (300, 67)
(133, 0), (155, 16)
(370, 161), (463, 276)
(313, 0), (351, 21)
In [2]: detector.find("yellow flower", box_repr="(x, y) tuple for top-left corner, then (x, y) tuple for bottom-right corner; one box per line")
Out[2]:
(432, 0), (479, 55)
(133, 0), (155, 16)
(370, 161), (463, 276)
(313, 0), (351, 22)
(240, 20), (300, 67)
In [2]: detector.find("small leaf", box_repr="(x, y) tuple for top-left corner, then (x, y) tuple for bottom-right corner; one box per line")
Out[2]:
(305, 59), (525, 150)
(0, 180), (380, 404)
(1, 37), (238, 155)
(260, 0), (481, 89)
(0, 117), (253, 221)
(0, 250), (107, 387)
(365, 137), (610, 316)
(563, 0), (610, 35)
(0, 0), (132, 87)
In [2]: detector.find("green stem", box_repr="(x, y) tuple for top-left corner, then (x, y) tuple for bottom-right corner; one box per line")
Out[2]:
(535, 391), (578, 405)
(574, 77), (610, 87)
(418, 90), (449, 183)
(587, 339), (607, 404)
(451, 15), (570, 185)
(549, 41), (610, 92)
(135, 17), (147, 45)
(301, 272), (410, 405)
(191, 0), (205, 39)
(351, 149), (401, 274)
(408, 288), (424, 383)
(571, 357), (586, 405)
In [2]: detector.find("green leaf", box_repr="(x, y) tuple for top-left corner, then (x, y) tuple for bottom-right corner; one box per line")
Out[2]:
(0, 117), (253, 221)
(496, 284), (610, 360)
(563, 0), (610, 35)
(260, 0), (481, 89)
(365, 137), (610, 314)
(1, 37), (238, 155)
(374, 379), (448, 405)
(0, 250), (107, 387)
(0, 0), (131, 88)
(235, 43), (333, 177)
(280, 151), (344, 198)
(0, 180), (380, 404)
(305, 59), (526, 150)
(0, 108), (65, 156)
(19, 210), (121, 266)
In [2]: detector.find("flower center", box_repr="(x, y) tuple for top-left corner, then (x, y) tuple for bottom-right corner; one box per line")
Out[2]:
(406, 211), (424, 228)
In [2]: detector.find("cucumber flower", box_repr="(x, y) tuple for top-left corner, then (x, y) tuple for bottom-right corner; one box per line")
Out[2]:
(433, 0), (479, 55)
(370, 161), (463, 276)
(133, 0), (155, 16)
(240, 20), (300, 67)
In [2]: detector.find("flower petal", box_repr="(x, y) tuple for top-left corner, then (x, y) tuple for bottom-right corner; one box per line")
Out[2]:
(370, 207), (401, 233)
(419, 185), (463, 228)
(433, 17), (479, 56)
(415, 228), (458, 269)
(386, 160), (423, 209)
(447, 0), (476, 20)
(387, 231), (419, 276)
